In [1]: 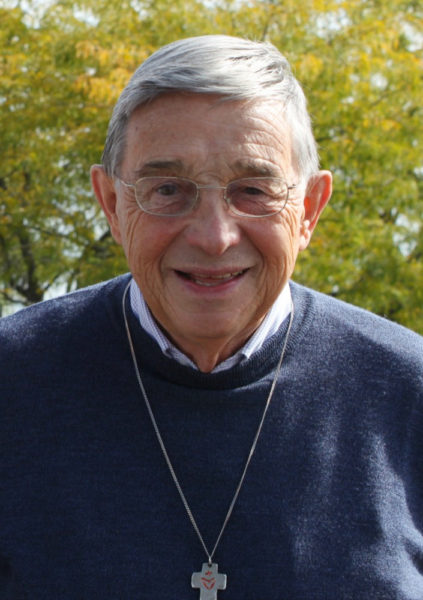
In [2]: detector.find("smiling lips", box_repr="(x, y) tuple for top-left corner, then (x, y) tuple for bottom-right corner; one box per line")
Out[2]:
(176, 269), (247, 287)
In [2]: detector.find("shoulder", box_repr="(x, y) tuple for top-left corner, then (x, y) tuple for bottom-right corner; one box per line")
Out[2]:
(0, 274), (131, 355)
(289, 281), (423, 375)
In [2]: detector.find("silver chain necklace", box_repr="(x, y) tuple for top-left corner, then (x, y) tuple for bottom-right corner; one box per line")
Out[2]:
(122, 280), (294, 599)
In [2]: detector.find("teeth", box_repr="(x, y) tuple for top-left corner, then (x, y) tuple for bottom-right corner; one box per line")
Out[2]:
(194, 280), (222, 287)
(206, 271), (243, 280)
(189, 270), (244, 286)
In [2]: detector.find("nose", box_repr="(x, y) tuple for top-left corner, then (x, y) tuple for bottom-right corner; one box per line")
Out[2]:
(183, 188), (241, 256)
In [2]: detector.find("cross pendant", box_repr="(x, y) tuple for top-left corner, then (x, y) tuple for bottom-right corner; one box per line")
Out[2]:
(191, 562), (227, 600)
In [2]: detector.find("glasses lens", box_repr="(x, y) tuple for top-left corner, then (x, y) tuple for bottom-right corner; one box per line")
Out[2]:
(135, 177), (196, 216)
(227, 178), (288, 216)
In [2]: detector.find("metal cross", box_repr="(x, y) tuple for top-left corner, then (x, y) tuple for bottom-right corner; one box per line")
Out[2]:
(191, 563), (227, 600)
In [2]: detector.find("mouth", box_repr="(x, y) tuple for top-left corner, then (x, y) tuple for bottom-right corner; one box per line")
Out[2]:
(175, 269), (247, 287)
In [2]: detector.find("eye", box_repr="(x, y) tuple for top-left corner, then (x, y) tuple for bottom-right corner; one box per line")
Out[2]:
(137, 177), (195, 216)
(227, 178), (288, 216)
(239, 185), (266, 196)
(229, 180), (271, 203)
(155, 182), (182, 196)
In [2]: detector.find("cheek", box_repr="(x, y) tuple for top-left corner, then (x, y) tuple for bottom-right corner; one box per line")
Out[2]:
(121, 214), (179, 287)
(253, 209), (302, 291)
(280, 207), (303, 260)
(258, 209), (301, 265)
(119, 212), (146, 269)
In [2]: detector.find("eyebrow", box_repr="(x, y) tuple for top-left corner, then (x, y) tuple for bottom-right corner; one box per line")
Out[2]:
(132, 160), (184, 179)
(132, 159), (282, 180)
(232, 160), (281, 178)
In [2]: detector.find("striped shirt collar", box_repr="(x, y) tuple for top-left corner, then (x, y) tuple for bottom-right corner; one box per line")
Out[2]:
(129, 277), (292, 373)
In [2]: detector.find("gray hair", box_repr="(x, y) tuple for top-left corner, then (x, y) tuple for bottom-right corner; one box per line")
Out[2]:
(102, 35), (319, 181)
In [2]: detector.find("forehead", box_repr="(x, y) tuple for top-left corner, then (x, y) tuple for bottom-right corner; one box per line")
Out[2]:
(122, 93), (294, 179)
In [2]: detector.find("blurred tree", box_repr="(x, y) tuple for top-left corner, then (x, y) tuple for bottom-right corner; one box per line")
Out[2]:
(287, 0), (423, 331)
(0, 0), (422, 332)
(0, 3), (125, 306)
(0, 0), (215, 308)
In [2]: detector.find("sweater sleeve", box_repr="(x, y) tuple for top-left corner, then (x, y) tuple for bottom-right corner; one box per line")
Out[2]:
(404, 381), (423, 556)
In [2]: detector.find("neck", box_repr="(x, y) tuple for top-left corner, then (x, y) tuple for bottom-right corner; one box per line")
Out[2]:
(128, 278), (293, 374)
(166, 327), (262, 373)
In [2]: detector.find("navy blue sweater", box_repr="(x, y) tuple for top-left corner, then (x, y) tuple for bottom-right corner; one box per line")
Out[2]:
(1, 275), (422, 599)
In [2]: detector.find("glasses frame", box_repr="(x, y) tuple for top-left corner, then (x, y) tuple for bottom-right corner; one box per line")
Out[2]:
(117, 176), (297, 218)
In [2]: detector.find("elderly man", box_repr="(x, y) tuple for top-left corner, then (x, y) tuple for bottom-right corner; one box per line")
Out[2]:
(0, 35), (422, 600)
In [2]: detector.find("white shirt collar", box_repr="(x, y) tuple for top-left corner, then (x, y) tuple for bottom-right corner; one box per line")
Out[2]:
(129, 278), (292, 373)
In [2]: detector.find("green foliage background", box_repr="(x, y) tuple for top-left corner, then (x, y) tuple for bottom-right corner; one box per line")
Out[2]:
(1, 0), (422, 332)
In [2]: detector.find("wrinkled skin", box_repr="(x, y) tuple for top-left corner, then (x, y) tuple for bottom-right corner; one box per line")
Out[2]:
(92, 93), (332, 372)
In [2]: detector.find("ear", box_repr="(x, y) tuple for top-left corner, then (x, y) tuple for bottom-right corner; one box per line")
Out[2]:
(90, 164), (122, 244)
(299, 170), (332, 251)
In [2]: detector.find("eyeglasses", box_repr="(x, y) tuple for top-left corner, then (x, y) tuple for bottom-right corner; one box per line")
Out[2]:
(117, 176), (296, 218)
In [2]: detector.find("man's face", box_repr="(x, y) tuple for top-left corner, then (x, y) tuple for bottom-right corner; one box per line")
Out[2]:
(92, 93), (331, 368)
